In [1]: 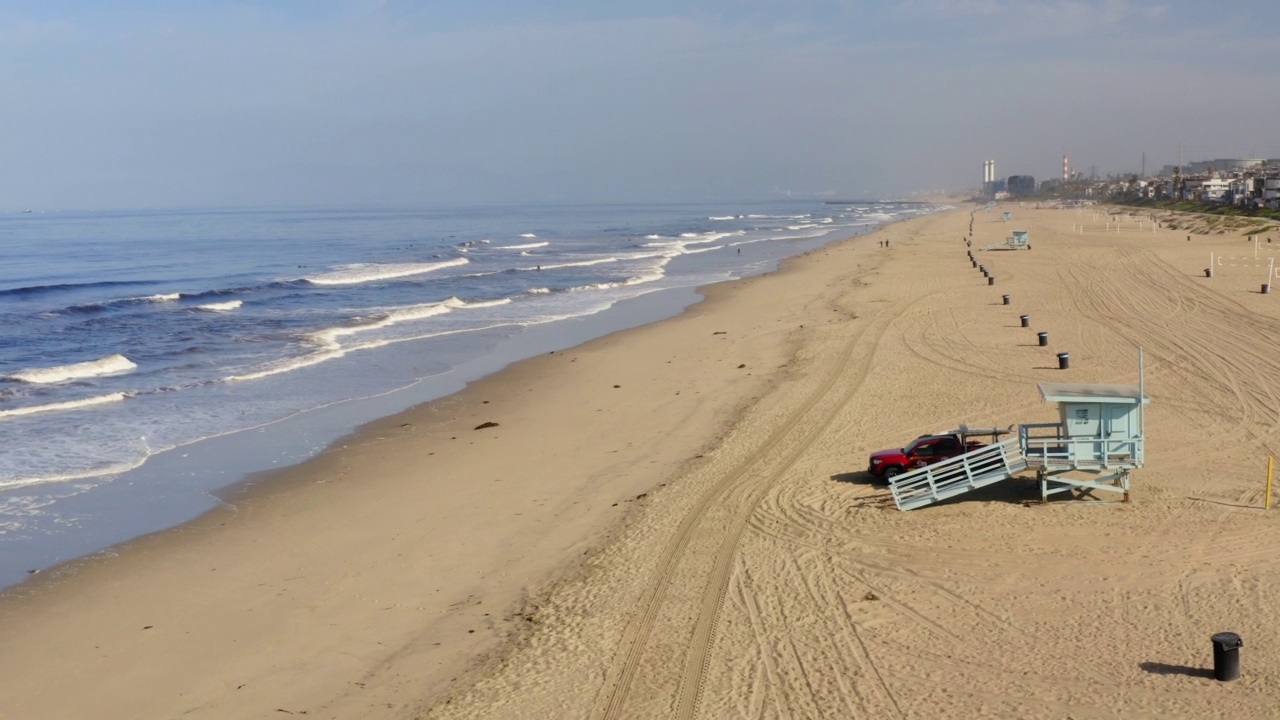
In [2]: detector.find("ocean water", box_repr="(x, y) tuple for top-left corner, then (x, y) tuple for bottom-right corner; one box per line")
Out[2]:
(0, 200), (942, 587)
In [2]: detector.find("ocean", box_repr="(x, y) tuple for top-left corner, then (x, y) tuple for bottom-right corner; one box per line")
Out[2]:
(0, 200), (942, 588)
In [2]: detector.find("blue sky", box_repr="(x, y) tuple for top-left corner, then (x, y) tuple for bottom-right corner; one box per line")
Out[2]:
(1, 0), (1276, 209)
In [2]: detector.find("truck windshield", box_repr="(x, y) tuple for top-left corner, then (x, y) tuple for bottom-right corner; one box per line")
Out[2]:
(905, 438), (930, 455)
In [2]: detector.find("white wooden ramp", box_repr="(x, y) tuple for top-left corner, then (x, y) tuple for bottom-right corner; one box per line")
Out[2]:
(889, 438), (1028, 511)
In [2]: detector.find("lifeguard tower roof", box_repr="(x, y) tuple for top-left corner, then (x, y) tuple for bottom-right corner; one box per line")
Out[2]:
(1037, 382), (1149, 404)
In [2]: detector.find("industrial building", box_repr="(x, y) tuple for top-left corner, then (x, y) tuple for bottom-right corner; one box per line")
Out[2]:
(1007, 175), (1036, 196)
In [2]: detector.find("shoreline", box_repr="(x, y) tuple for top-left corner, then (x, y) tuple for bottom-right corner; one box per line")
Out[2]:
(12, 201), (1275, 718)
(0, 208), (896, 591)
(0, 210), (914, 718)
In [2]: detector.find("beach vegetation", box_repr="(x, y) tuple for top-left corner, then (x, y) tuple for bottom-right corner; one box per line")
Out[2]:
(1115, 197), (1280, 222)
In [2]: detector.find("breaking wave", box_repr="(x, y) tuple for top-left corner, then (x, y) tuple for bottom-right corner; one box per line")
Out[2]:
(303, 257), (469, 285)
(195, 300), (242, 312)
(226, 297), (513, 382)
(7, 354), (138, 384)
(0, 392), (129, 419)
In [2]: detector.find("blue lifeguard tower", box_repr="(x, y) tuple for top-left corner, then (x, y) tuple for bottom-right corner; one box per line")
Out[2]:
(982, 229), (1030, 251)
(887, 354), (1149, 511)
(1019, 382), (1147, 502)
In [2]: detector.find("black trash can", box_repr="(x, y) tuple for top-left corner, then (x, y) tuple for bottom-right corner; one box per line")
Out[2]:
(988, 276), (995, 285)
(1002, 294), (1010, 305)
(1204, 268), (1212, 278)
(1020, 314), (1029, 328)
(1057, 352), (1069, 370)
(1211, 632), (1243, 681)
(1038, 331), (1049, 346)
(1263, 284), (1270, 295)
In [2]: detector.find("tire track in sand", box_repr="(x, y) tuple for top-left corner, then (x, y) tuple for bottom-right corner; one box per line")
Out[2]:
(591, 288), (918, 720)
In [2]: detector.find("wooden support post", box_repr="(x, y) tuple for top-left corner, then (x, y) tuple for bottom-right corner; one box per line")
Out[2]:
(1266, 456), (1274, 510)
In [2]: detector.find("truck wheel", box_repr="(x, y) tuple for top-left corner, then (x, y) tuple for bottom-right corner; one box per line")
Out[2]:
(882, 465), (904, 481)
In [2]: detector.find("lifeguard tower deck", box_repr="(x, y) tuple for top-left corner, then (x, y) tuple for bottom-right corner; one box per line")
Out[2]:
(888, 382), (1148, 511)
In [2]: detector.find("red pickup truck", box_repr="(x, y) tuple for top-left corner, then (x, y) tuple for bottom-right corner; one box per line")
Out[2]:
(867, 433), (987, 481)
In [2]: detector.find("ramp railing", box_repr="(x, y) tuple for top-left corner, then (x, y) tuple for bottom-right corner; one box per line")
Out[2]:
(889, 438), (1027, 511)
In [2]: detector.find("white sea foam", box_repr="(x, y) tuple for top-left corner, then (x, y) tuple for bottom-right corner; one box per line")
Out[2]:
(0, 392), (128, 419)
(709, 216), (735, 221)
(304, 257), (469, 285)
(463, 298), (514, 309)
(228, 297), (512, 382)
(570, 270), (666, 292)
(519, 233), (537, 238)
(499, 242), (549, 250)
(626, 271), (666, 286)
(195, 300), (242, 312)
(528, 287), (551, 294)
(689, 231), (740, 244)
(680, 244), (724, 255)
(529, 257), (620, 270)
(8, 354), (137, 384)
(140, 292), (181, 302)
(645, 231), (738, 249)
(0, 456), (150, 490)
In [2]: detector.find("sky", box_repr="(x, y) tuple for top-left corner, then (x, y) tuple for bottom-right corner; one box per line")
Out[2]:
(1, 0), (1277, 209)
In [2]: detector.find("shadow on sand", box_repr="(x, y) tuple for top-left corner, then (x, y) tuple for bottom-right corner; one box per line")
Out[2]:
(831, 473), (1043, 510)
(830, 471), (881, 486)
(1139, 661), (1213, 679)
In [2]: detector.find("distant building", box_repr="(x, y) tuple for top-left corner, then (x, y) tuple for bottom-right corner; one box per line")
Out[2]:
(1159, 158), (1266, 176)
(1200, 178), (1230, 201)
(1007, 175), (1036, 196)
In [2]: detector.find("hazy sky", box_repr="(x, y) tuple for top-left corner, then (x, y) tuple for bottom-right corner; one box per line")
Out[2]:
(2, 0), (1276, 209)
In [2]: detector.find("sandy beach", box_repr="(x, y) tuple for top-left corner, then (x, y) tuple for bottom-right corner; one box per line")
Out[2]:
(4, 203), (1280, 719)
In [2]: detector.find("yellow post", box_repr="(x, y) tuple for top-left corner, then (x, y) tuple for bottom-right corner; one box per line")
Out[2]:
(1267, 456), (1275, 510)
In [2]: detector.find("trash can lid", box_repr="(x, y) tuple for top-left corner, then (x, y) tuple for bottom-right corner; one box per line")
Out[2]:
(1211, 632), (1243, 649)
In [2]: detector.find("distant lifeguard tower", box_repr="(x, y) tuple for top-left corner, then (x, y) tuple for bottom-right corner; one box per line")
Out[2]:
(887, 355), (1149, 511)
